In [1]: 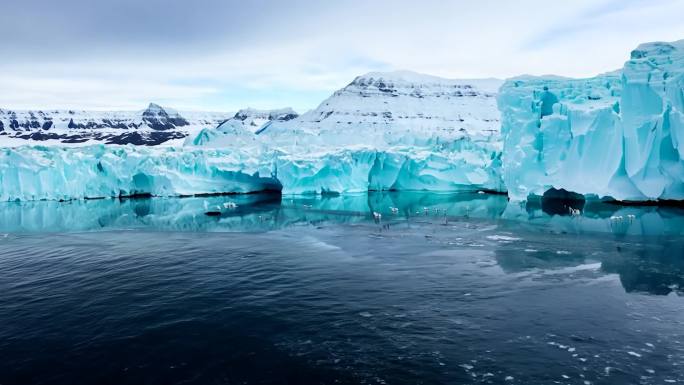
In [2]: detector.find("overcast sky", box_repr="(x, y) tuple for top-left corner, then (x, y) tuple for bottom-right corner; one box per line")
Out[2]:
(2, 0), (683, 112)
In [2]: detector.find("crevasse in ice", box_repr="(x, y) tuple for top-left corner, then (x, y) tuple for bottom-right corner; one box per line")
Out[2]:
(498, 39), (684, 201)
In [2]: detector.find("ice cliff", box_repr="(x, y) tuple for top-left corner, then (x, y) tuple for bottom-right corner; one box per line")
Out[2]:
(0, 145), (280, 201)
(499, 39), (684, 201)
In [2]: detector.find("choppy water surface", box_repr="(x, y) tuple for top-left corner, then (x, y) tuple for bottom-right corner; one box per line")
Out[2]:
(0, 193), (683, 384)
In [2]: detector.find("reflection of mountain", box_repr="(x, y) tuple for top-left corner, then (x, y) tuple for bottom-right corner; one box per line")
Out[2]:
(601, 243), (684, 296)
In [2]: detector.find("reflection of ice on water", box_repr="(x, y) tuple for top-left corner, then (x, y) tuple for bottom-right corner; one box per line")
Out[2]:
(0, 191), (682, 236)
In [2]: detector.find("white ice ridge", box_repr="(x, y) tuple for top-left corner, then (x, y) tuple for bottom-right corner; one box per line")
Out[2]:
(499, 39), (684, 201)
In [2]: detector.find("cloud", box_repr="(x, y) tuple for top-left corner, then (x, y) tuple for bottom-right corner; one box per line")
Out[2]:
(1, 0), (683, 111)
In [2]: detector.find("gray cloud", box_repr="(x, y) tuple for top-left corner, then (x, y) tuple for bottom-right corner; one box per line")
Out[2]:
(2, 0), (317, 57)
(1, 0), (683, 111)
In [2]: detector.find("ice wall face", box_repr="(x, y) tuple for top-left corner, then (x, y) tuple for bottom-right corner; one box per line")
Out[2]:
(275, 144), (502, 195)
(498, 74), (624, 200)
(499, 39), (684, 201)
(622, 42), (684, 199)
(0, 146), (280, 201)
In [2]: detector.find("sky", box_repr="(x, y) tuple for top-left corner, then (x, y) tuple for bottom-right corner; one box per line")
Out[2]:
(1, 0), (684, 112)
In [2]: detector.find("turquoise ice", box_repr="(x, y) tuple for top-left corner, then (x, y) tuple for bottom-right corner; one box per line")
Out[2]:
(498, 39), (684, 201)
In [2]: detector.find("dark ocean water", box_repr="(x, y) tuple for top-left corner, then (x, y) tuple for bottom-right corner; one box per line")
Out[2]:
(0, 193), (683, 384)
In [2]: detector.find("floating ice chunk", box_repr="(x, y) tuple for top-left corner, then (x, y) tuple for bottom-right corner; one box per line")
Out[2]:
(486, 235), (521, 241)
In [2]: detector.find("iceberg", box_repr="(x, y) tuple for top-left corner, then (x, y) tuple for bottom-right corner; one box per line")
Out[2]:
(499, 39), (684, 201)
(275, 145), (503, 195)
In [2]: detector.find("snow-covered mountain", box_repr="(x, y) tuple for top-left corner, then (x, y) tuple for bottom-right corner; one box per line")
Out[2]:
(259, 71), (502, 149)
(0, 103), (233, 146)
(233, 108), (299, 134)
(187, 108), (298, 146)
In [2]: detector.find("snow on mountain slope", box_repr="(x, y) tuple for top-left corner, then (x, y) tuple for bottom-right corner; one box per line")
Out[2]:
(0, 103), (233, 146)
(499, 39), (684, 202)
(187, 108), (298, 147)
(258, 71), (502, 148)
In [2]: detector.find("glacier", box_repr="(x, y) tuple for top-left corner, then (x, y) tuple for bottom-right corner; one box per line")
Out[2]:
(499, 39), (684, 202)
(2, 39), (684, 203)
(0, 143), (500, 201)
(0, 145), (280, 201)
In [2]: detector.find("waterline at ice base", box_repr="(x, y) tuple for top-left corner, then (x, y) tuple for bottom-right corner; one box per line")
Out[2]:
(1, 192), (682, 237)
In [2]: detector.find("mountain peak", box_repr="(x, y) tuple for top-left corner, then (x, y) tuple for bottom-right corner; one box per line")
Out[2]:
(145, 103), (165, 113)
